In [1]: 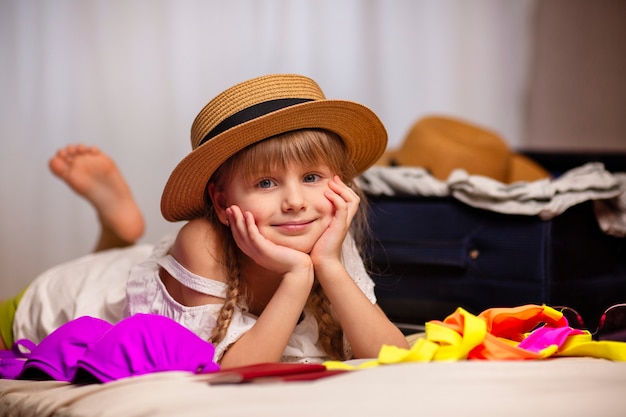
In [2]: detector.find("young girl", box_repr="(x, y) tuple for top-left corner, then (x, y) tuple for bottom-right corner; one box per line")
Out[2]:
(1, 74), (408, 367)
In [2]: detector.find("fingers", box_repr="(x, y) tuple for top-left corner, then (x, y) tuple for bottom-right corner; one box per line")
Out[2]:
(325, 176), (360, 223)
(227, 205), (278, 259)
(226, 205), (259, 251)
(310, 176), (359, 262)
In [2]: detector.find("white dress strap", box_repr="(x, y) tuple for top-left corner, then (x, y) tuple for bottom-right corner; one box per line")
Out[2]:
(156, 254), (228, 298)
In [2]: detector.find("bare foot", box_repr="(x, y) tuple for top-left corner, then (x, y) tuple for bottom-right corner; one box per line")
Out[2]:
(49, 144), (145, 247)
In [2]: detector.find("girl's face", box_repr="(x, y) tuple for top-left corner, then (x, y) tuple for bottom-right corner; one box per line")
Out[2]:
(221, 161), (335, 253)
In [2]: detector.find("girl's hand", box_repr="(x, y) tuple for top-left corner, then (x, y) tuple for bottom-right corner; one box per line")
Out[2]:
(220, 206), (315, 367)
(310, 176), (359, 266)
(226, 205), (312, 274)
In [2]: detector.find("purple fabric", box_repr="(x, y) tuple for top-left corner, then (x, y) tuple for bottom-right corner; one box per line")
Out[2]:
(0, 339), (36, 379)
(74, 314), (219, 383)
(518, 326), (584, 353)
(3, 314), (219, 384)
(19, 316), (113, 381)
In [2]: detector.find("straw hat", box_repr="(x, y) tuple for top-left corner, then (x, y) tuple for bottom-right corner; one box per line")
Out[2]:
(380, 116), (549, 183)
(161, 74), (387, 221)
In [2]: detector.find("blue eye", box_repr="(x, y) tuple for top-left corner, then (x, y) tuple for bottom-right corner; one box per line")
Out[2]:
(257, 179), (275, 189)
(303, 174), (320, 183)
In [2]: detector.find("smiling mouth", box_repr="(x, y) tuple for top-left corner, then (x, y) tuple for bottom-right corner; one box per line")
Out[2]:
(273, 219), (315, 231)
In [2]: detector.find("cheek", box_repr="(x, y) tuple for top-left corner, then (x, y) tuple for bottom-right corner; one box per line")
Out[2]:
(225, 187), (262, 213)
(236, 197), (272, 221)
(315, 192), (335, 215)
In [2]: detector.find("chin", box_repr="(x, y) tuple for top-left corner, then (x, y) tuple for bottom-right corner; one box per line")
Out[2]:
(271, 237), (316, 254)
(285, 242), (315, 254)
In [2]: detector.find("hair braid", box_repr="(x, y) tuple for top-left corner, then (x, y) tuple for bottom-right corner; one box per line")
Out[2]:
(307, 281), (346, 360)
(208, 225), (243, 346)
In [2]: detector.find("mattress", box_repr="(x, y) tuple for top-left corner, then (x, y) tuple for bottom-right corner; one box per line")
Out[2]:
(1, 358), (625, 417)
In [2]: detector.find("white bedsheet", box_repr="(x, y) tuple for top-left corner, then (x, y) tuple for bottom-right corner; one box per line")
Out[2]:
(1, 358), (625, 417)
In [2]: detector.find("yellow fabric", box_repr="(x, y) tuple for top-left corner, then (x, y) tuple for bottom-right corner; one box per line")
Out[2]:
(0, 287), (27, 348)
(558, 333), (626, 361)
(431, 309), (487, 361)
(325, 304), (626, 371)
(440, 307), (542, 360)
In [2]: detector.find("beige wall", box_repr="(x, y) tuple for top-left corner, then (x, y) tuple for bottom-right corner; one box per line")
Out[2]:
(525, 0), (626, 151)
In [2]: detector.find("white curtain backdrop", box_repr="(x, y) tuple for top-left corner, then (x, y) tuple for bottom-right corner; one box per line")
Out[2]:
(0, 0), (536, 296)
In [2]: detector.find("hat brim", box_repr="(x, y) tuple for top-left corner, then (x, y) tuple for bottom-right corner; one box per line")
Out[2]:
(161, 99), (387, 221)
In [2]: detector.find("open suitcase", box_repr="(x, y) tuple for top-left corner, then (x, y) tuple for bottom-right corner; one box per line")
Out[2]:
(367, 195), (626, 329)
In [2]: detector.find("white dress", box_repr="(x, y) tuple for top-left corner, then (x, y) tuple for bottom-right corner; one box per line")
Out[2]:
(13, 233), (377, 363)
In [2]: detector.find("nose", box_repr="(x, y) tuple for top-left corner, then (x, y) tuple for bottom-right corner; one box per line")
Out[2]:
(281, 183), (307, 212)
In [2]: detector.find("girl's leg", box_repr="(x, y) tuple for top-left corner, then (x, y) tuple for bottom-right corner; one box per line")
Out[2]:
(49, 144), (145, 252)
(0, 146), (144, 350)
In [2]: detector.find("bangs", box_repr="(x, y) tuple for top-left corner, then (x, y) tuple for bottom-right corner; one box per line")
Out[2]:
(217, 129), (354, 184)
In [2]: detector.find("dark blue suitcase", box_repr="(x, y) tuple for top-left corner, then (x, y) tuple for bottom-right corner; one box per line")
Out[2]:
(367, 195), (626, 329)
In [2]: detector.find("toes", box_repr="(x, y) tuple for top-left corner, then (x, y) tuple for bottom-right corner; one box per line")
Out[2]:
(64, 144), (78, 157)
(48, 155), (70, 178)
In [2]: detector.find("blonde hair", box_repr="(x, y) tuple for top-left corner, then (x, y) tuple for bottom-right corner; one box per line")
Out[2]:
(206, 129), (370, 360)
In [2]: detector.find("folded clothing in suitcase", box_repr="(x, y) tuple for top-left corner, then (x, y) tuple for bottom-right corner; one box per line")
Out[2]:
(367, 195), (626, 329)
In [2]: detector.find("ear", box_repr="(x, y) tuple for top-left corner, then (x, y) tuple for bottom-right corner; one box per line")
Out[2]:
(207, 183), (229, 225)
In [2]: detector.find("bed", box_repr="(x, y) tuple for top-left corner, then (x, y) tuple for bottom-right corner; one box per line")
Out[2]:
(1, 357), (625, 416)
(2, 158), (625, 417)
